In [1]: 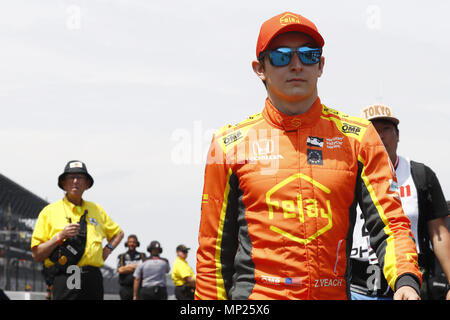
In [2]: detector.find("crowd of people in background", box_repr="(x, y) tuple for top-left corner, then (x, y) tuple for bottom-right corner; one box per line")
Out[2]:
(117, 234), (196, 300)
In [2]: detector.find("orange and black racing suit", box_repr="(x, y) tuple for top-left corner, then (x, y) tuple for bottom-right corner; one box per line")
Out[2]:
(195, 97), (422, 300)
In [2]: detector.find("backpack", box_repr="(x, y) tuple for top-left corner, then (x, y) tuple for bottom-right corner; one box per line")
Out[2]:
(410, 161), (448, 300)
(48, 210), (89, 273)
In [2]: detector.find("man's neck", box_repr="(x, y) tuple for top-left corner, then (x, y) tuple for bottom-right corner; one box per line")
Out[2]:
(267, 91), (318, 115)
(66, 193), (83, 206)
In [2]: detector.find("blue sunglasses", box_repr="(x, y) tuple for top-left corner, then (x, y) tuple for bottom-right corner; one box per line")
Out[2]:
(261, 46), (322, 67)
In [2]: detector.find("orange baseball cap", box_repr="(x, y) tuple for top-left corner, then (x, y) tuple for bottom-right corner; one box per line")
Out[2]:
(256, 12), (325, 58)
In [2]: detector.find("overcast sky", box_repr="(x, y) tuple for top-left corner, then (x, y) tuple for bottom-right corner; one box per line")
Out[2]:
(1, 0), (449, 270)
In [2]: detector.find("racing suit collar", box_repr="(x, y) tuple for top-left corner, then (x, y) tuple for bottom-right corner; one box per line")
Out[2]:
(262, 97), (322, 132)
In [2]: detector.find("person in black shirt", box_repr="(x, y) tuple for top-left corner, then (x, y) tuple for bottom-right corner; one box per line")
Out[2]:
(117, 235), (146, 300)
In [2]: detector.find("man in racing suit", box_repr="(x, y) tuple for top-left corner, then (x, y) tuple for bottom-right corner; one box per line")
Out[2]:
(195, 11), (422, 300)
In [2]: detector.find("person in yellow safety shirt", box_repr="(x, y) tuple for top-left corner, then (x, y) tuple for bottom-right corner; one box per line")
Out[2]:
(172, 244), (196, 300)
(31, 160), (124, 300)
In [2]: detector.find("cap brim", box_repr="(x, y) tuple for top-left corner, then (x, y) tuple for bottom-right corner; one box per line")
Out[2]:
(368, 115), (399, 125)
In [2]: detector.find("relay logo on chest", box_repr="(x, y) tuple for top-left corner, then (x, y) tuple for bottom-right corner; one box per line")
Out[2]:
(265, 173), (333, 244)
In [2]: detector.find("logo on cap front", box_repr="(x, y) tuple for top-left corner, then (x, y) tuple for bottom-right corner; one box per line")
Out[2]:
(69, 161), (83, 169)
(362, 105), (393, 118)
(280, 13), (300, 26)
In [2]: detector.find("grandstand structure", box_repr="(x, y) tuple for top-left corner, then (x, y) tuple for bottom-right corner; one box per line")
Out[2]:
(0, 173), (48, 292)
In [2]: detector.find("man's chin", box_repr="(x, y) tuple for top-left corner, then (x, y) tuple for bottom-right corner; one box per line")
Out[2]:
(283, 93), (310, 103)
(67, 190), (83, 197)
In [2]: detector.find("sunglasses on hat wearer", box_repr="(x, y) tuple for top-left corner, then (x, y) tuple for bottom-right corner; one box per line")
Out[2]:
(259, 46), (322, 67)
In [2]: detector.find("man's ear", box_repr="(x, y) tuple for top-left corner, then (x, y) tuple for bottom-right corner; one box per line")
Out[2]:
(252, 60), (266, 81)
(317, 56), (325, 78)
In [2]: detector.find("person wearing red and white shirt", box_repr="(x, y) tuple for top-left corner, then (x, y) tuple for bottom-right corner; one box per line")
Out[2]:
(351, 104), (450, 300)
